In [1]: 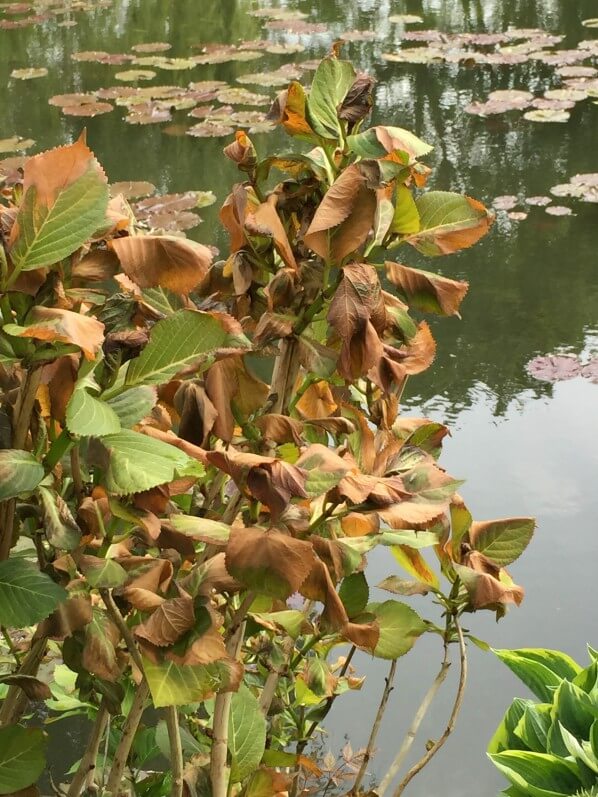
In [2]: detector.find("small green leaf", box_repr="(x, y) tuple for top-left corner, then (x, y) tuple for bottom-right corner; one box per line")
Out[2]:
(307, 57), (355, 139)
(0, 559), (67, 628)
(125, 310), (243, 388)
(0, 449), (44, 500)
(470, 518), (535, 567)
(0, 725), (47, 794)
(365, 600), (426, 659)
(408, 191), (493, 257)
(228, 684), (267, 782)
(339, 572), (369, 617)
(66, 387), (121, 437)
(391, 184), (420, 234)
(143, 657), (239, 707)
(489, 751), (583, 797)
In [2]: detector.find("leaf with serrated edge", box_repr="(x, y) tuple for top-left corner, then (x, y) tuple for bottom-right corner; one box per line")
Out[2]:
(0, 725), (47, 794)
(469, 518), (535, 567)
(407, 191), (493, 256)
(0, 560), (67, 628)
(0, 450), (44, 500)
(228, 685), (267, 782)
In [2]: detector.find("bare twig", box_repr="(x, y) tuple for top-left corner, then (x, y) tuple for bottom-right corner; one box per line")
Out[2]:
(0, 636), (47, 726)
(259, 636), (295, 716)
(392, 618), (467, 797)
(165, 706), (184, 797)
(67, 699), (109, 797)
(105, 679), (150, 793)
(100, 588), (145, 675)
(269, 337), (300, 415)
(351, 660), (397, 795)
(70, 446), (84, 503)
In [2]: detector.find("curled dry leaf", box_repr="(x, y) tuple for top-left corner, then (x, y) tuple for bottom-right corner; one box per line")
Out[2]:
(109, 235), (213, 294)
(385, 261), (468, 316)
(5, 307), (105, 360)
(135, 590), (196, 647)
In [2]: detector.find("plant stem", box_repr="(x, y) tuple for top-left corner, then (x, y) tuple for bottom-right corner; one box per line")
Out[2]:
(269, 337), (300, 415)
(67, 699), (109, 797)
(351, 659), (397, 795)
(104, 679), (150, 794)
(210, 602), (250, 797)
(70, 446), (84, 503)
(391, 618), (467, 797)
(259, 636), (295, 716)
(1, 626), (21, 666)
(100, 588), (145, 675)
(0, 637), (47, 726)
(165, 706), (184, 797)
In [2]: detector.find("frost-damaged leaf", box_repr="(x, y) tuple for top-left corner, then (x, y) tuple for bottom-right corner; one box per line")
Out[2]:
(124, 310), (244, 388)
(0, 559), (67, 628)
(386, 261), (469, 316)
(39, 487), (82, 550)
(243, 768), (292, 797)
(348, 125), (433, 161)
(34, 595), (92, 641)
(109, 235), (213, 294)
(142, 656), (242, 707)
(170, 516), (231, 544)
(229, 684), (267, 783)
(454, 557), (524, 611)
(94, 429), (201, 495)
(469, 518), (535, 567)
(0, 674), (51, 701)
(377, 575), (430, 596)
(82, 610), (123, 680)
(365, 600), (427, 659)
(5, 307), (104, 360)
(391, 545), (439, 589)
(135, 592), (195, 647)
(406, 191), (493, 256)
(9, 135), (109, 271)
(0, 725), (47, 794)
(305, 163), (378, 261)
(328, 262), (385, 379)
(0, 449), (44, 500)
(225, 527), (316, 599)
(79, 555), (127, 588)
(245, 195), (297, 269)
(306, 56), (355, 139)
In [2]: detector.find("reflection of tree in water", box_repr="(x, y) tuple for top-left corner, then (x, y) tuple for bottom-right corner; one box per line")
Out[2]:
(2, 0), (597, 419)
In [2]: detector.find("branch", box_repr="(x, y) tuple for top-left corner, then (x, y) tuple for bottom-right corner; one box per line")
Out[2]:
(105, 679), (150, 793)
(350, 659), (397, 795)
(165, 706), (184, 797)
(269, 337), (300, 415)
(100, 588), (145, 675)
(259, 636), (294, 716)
(67, 698), (109, 797)
(0, 637), (47, 726)
(392, 618), (467, 797)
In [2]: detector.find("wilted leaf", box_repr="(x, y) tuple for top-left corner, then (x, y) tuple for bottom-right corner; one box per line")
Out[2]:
(385, 261), (468, 316)
(5, 307), (104, 360)
(82, 611), (123, 680)
(135, 592), (195, 647)
(39, 487), (81, 550)
(0, 675), (51, 701)
(142, 656), (242, 707)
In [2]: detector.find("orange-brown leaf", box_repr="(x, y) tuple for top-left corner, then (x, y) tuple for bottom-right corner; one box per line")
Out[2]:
(10, 307), (104, 360)
(385, 261), (469, 317)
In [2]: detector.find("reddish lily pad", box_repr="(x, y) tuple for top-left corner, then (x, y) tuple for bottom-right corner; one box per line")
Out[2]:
(525, 196), (552, 206)
(507, 211), (528, 221)
(492, 195), (519, 211)
(62, 102), (113, 117)
(526, 355), (581, 382)
(132, 42), (171, 53)
(545, 205), (573, 216)
(110, 181), (156, 199)
(580, 360), (598, 383)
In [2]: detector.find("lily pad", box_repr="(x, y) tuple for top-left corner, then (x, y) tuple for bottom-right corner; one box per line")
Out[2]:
(115, 70), (156, 82)
(507, 211), (528, 221)
(526, 355), (581, 382)
(10, 67), (48, 79)
(110, 181), (156, 199)
(545, 205), (573, 216)
(525, 196), (552, 206)
(237, 65), (301, 87)
(523, 108), (570, 122)
(72, 51), (132, 64)
(388, 14), (424, 24)
(556, 66), (597, 78)
(492, 195), (519, 211)
(580, 360), (598, 383)
(487, 89), (533, 104)
(132, 42), (171, 53)
(339, 29), (379, 42)
(0, 136), (35, 154)
(187, 121), (235, 138)
(582, 18), (598, 27)
(530, 98), (575, 111)
(215, 88), (270, 106)
(544, 88), (588, 101)
(49, 92), (97, 107)
(62, 102), (113, 117)
(264, 19), (326, 33)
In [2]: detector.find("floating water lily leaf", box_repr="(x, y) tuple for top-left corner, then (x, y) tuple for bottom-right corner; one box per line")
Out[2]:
(544, 88), (587, 101)
(582, 18), (598, 27)
(62, 102), (113, 117)
(525, 196), (552, 206)
(216, 88), (270, 106)
(557, 66), (597, 77)
(389, 14), (424, 23)
(545, 205), (573, 216)
(488, 89), (533, 104)
(0, 136), (35, 154)
(115, 69), (156, 82)
(48, 92), (97, 107)
(132, 41), (171, 53)
(10, 67), (48, 79)
(523, 109), (570, 122)
(237, 65), (301, 87)
(526, 354), (581, 382)
(265, 42), (306, 54)
(72, 51), (132, 64)
(507, 211), (528, 221)
(187, 121), (235, 138)
(110, 180), (155, 199)
(493, 195), (519, 211)
(530, 98), (575, 111)
(249, 7), (307, 19)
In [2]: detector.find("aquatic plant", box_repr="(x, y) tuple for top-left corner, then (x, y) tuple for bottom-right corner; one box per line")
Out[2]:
(0, 52), (534, 796)
(489, 647), (598, 797)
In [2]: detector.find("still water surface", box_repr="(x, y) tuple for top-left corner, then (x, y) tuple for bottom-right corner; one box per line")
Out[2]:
(2, 1), (598, 794)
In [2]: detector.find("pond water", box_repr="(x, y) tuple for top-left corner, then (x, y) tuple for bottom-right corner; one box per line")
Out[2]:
(2, 1), (598, 794)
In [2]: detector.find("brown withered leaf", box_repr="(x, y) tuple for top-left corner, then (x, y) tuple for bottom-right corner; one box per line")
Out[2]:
(9, 306), (104, 360)
(167, 627), (227, 666)
(385, 261), (469, 317)
(225, 527), (316, 599)
(82, 612), (124, 680)
(223, 130), (257, 171)
(135, 590), (195, 647)
(174, 380), (218, 446)
(220, 183), (260, 252)
(34, 595), (92, 640)
(296, 380), (338, 419)
(255, 414), (304, 445)
(124, 587), (166, 612)
(339, 73), (376, 126)
(455, 553), (524, 611)
(301, 558), (379, 650)
(341, 512), (380, 536)
(368, 321), (436, 391)
(72, 248), (120, 283)
(0, 674), (51, 701)
(119, 554), (174, 594)
(109, 235), (212, 294)
(328, 263), (386, 380)
(245, 194), (297, 270)
(268, 81), (316, 138)
(205, 356), (269, 442)
(305, 163), (378, 261)
(253, 312), (294, 346)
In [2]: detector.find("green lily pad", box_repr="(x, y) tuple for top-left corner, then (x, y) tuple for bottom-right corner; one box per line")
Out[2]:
(10, 67), (48, 79)
(0, 136), (35, 154)
(115, 69), (156, 81)
(523, 108), (570, 122)
(132, 42), (171, 53)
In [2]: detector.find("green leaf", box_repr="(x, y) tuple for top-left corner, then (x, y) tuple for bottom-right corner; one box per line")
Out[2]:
(365, 600), (426, 659)
(79, 556), (127, 589)
(143, 657), (239, 707)
(0, 725), (47, 794)
(347, 126), (432, 160)
(470, 518), (535, 567)
(170, 515), (231, 544)
(548, 681), (598, 757)
(559, 723), (598, 773)
(97, 430), (202, 495)
(514, 703), (552, 753)
(66, 387), (121, 437)
(488, 698), (534, 755)
(0, 559), (66, 628)
(489, 751), (583, 797)
(407, 191), (493, 256)
(251, 610), (306, 639)
(307, 57), (355, 139)
(228, 685), (267, 783)
(494, 649), (581, 703)
(39, 486), (82, 550)
(0, 449), (44, 500)
(10, 172), (109, 272)
(391, 184), (420, 234)
(106, 386), (157, 427)
(339, 572), (369, 618)
(124, 310), (237, 388)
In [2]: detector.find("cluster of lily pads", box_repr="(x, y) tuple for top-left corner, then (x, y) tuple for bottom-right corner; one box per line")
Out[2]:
(526, 353), (598, 384)
(493, 172), (598, 222)
(110, 182), (216, 233)
(0, 0), (112, 29)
